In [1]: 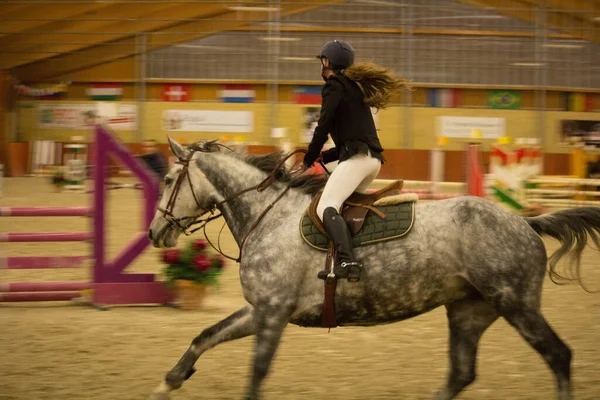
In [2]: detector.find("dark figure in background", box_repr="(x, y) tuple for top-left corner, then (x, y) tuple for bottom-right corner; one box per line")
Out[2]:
(139, 139), (167, 180)
(139, 139), (167, 196)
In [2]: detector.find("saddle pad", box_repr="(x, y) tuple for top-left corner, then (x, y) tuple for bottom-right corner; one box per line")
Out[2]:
(300, 201), (416, 252)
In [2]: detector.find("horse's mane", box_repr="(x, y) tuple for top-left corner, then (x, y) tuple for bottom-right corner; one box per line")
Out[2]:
(244, 151), (328, 195)
(186, 140), (327, 195)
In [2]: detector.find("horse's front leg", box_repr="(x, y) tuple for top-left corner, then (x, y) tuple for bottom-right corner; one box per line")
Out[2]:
(151, 306), (255, 400)
(244, 301), (294, 400)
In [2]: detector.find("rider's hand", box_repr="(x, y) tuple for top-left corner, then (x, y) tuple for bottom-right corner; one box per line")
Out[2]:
(291, 163), (309, 175)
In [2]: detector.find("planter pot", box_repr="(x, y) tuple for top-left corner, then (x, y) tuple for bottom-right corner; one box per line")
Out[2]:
(174, 280), (207, 310)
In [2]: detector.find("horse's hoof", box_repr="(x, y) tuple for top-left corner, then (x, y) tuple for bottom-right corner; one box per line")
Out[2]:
(150, 382), (173, 400)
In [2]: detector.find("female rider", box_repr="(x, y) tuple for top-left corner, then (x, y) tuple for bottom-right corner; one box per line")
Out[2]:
(300, 40), (410, 282)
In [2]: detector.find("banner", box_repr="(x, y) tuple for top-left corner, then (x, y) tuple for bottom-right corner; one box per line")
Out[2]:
(12, 78), (70, 98)
(560, 119), (600, 147)
(437, 116), (505, 139)
(37, 104), (137, 130)
(162, 110), (253, 132)
(488, 90), (521, 110)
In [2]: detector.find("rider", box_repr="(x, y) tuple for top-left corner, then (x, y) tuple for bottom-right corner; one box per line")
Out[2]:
(301, 39), (411, 282)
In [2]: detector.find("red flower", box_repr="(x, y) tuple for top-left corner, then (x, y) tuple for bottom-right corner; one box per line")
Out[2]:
(216, 255), (226, 269)
(193, 240), (208, 251)
(193, 255), (212, 272)
(161, 249), (181, 264)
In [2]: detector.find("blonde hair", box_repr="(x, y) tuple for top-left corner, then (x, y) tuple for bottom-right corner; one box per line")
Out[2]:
(343, 62), (413, 110)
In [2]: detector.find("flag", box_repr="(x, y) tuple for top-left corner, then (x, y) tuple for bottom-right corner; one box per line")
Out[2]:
(428, 88), (460, 108)
(163, 84), (190, 102)
(218, 84), (255, 103)
(488, 90), (521, 110)
(87, 83), (122, 101)
(294, 85), (322, 105)
(561, 92), (593, 112)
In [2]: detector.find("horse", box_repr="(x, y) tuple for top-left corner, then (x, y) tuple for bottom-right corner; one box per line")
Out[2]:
(147, 137), (600, 400)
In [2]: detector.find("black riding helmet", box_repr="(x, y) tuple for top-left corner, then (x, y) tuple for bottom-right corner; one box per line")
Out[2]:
(316, 40), (355, 71)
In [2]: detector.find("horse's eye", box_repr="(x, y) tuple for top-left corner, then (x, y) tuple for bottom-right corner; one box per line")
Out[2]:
(165, 177), (173, 186)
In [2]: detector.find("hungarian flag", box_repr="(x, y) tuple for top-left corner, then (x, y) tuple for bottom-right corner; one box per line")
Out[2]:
(87, 83), (122, 101)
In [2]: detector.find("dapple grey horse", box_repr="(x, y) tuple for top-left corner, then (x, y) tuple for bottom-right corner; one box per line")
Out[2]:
(147, 138), (600, 400)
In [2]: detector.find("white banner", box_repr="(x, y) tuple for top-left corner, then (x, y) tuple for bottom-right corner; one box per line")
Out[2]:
(163, 110), (254, 133)
(437, 116), (505, 139)
(37, 104), (137, 130)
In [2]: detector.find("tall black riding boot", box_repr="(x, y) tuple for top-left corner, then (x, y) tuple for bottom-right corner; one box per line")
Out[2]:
(319, 207), (363, 282)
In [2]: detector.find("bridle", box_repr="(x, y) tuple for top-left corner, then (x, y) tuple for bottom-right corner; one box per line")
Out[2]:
(157, 141), (308, 263)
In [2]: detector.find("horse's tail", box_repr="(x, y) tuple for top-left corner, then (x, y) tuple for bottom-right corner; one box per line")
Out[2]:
(525, 207), (600, 291)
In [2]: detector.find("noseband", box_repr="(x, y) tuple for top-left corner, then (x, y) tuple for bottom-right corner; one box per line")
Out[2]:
(157, 142), (307, 263)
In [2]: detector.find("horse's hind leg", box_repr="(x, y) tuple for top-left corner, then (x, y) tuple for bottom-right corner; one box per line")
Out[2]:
(434, 298), (499, 400)
(151, 306), (255, 400)
(502, 308), (572, 400)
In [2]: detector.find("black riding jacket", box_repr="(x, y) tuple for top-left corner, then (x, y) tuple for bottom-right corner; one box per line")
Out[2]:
(303, 74), (385, 168)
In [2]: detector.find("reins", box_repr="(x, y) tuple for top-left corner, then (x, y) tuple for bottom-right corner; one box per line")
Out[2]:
(158, 146), (308, 263)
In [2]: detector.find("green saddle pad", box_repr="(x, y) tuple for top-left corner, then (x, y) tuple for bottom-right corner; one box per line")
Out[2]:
(300, 201), (416, 251)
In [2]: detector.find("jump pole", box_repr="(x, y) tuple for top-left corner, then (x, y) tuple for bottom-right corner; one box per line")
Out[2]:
(0, 125), (174, 307)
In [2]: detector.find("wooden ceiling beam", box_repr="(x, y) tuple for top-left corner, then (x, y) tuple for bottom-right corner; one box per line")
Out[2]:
(456, 0), (600, 42)
(0, 3), (231, 69)
(233, 25), (575, 38)
(0, 3), (30, 17)
(538, 0), (598, 16)
(0, 2), (115, 39)
(0, 3), (181, 51)
(15, 0), (346, 81)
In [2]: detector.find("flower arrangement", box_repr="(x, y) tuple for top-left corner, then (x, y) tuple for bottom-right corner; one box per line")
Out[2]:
(160, 239), (226, 288)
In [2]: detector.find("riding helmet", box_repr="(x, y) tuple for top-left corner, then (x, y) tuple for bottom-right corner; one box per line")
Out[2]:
(316, 40), (355, 70)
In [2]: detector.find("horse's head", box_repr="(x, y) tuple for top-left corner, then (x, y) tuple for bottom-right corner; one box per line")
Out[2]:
(148, 137), (218, 248)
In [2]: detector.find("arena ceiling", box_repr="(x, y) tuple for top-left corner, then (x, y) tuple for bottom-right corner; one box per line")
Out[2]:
(1, 0), (599, 85)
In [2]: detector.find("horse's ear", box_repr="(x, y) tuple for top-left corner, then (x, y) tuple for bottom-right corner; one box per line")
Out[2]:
(167, 136), (189, 159)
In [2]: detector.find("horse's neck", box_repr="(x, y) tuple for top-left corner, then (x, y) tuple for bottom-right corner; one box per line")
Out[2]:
(197, 153), (298, 245)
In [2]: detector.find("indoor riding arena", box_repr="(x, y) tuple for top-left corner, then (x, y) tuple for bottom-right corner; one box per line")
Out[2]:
(1, 1), (600, 400)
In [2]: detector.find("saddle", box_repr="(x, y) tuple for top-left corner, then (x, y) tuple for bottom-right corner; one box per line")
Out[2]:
(302, 180), (418, 330)
(307, 180), (403, 236)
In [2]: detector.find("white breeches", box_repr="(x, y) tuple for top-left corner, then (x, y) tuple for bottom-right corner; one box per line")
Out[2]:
(317, 151), (381, 221)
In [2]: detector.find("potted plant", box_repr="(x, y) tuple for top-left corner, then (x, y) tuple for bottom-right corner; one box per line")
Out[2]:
(160, 239), (226, 310)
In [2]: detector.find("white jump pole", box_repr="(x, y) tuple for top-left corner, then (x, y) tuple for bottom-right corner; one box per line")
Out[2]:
(430, 148), (445, 196)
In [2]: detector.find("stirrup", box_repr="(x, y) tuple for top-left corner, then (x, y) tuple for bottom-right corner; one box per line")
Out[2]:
(334, 261), (362, 283)
(317, 262), (362, 282)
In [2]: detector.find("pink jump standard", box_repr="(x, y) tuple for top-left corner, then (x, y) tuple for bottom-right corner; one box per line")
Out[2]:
(0, 125), (175, 307)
